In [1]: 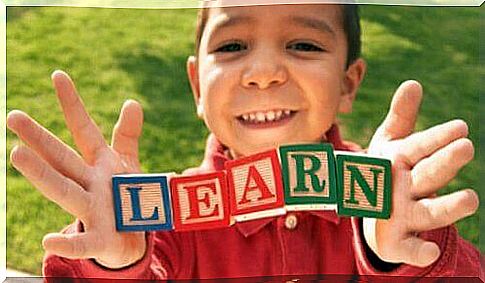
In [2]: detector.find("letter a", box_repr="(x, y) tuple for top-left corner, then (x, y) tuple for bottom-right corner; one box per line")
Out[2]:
(239, 165), (275, 205)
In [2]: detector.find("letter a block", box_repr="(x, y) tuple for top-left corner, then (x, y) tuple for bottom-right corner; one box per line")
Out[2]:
(336, 153), (392, 219)
(279, 143), (337, 211)
(112, 174), (173, 231)
(225, 149), (286, 222)
(170, 172), (230, 231)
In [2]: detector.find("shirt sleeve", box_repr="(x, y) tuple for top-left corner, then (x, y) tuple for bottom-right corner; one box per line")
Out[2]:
(43, 220), (194, 280)
(351, 217), (484, 278)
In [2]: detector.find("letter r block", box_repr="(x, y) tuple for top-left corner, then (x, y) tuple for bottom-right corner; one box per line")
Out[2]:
(279, 143), (337, 211)
(112, 174), (173, 231)
(170, 171), (230, 231)
(225, 149), (286, 222)
(336, 153), (392, 219)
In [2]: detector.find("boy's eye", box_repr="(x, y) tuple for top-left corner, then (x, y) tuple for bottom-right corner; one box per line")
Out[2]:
(215, 42), (247, 53)
(287, 42), (324, 52)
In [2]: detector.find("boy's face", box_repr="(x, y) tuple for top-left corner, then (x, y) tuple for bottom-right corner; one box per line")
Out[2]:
(188, 4), (365, 157)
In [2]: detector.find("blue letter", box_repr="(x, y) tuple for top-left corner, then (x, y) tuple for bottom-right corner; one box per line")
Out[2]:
(127, 187), (159, 221)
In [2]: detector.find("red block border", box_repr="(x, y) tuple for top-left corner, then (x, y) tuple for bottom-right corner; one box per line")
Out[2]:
(170, 171), (230, 231)
(225, 149), (285, 216)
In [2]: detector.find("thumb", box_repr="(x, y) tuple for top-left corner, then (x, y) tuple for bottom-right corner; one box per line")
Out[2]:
(43, 232), (100, 259)
(111, 99), (144, 161)
(372, 80), (423, 143)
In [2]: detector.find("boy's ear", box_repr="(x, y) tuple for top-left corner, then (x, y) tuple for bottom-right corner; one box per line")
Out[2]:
(339, 58), (367, 113)
(187, 56), (204, 118)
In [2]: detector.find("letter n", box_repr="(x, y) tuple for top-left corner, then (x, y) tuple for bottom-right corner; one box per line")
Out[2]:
(336, 153), (392, 219)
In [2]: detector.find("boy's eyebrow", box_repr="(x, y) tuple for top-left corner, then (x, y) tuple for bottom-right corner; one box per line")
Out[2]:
(289, 16), (336, 38)
(210, 15), (253, 32)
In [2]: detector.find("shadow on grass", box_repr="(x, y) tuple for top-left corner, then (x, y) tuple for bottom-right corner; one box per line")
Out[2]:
(357, 6), (479, 130)
(7, 7), (34, 22)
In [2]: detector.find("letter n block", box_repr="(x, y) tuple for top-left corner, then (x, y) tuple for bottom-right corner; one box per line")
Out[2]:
(279, 143), (337, 211)
(170, 172), (230, 231)
(225, 149), (286, 222)
(336, 152), (392, 219)
(112, 174), (173, 231)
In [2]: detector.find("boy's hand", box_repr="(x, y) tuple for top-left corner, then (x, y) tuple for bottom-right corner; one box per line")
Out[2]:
(8, 70), (146, 268)
(363, 80), (479, 268)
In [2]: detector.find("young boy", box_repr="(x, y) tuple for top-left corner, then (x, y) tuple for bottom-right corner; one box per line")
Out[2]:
(7, 3), (482, 280)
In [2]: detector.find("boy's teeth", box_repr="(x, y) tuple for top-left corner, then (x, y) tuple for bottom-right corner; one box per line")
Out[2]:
(276, 110), (283, 119)
(266, 111), (275, 121)
(240, 109), (293, 123)
(256, 112), (265, 122)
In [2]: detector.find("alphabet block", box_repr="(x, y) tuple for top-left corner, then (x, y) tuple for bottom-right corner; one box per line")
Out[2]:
(225, 149), (286, 222)
(170, 171), (231, 231)
(112, 174), (173, 231)
(336, 152), (392, 219)
(279, 143), (337, 211)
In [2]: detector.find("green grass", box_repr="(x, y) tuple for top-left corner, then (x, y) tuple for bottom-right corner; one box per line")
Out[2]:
(6, 6), (482, 275)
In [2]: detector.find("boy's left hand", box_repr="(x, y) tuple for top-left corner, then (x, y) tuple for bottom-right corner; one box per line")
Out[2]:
(363, 80), (479, 268)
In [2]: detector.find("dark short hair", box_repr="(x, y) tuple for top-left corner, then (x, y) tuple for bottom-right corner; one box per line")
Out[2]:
(194, 4), (362, 68)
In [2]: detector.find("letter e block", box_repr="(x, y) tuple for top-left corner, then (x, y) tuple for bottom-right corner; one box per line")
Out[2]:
(170, 172), (230, 231)
(336, 153), (391, 219)
(280, 143), (337, 211)
(112, 174), (173, 231)
(225, 149), (285, 222)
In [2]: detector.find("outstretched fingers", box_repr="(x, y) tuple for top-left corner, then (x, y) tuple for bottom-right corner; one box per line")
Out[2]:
(410, 189), (479, 232)
(10, 145), (90, 218)
(7, 110), (91, 186)
(411, 138), (474, 197)
(51, 70), (107, 165)
(111, 100), (143, 163)
(399, 119), (469, 166)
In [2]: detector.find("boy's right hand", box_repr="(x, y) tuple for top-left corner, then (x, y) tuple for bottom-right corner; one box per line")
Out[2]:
(8, 70), (146, 269)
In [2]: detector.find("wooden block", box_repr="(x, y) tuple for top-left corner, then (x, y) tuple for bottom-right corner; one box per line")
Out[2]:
(170, 171), (231, 231)
(112, 174), (173, 231)
(225, 149), (286, 222)
(279, 143), (337, 211)
(336, 152), (392, 219)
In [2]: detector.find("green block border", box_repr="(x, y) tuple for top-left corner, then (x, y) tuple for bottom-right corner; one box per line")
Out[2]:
(279, 143), (337, 205)
(336, 154), (392, 219)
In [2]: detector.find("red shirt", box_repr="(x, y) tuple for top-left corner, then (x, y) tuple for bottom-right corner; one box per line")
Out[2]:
(43, 126), (483, 281)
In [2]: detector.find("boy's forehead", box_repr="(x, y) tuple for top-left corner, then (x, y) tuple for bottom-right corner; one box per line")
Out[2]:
(205, 4), (343, 31)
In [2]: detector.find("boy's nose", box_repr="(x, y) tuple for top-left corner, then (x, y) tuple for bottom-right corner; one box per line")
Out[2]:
(241, 58), (288, 90)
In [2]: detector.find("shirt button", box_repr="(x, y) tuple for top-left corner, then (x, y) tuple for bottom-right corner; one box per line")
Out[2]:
(285, 214), (298, 230)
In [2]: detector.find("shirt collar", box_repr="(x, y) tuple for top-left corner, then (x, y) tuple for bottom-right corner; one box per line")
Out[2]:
(199, 124), (358, 237)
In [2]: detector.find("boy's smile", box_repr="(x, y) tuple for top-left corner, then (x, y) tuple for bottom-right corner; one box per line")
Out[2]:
(188, 4), (366, 157)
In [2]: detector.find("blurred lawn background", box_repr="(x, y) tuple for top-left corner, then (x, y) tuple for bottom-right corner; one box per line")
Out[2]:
(6, 6), (481, 274)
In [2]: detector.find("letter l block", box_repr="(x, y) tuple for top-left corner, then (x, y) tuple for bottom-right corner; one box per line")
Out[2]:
(112, 174), (173, 231)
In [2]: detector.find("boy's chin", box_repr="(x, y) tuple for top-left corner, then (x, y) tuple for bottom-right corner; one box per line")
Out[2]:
(231, 136), (312, 158)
